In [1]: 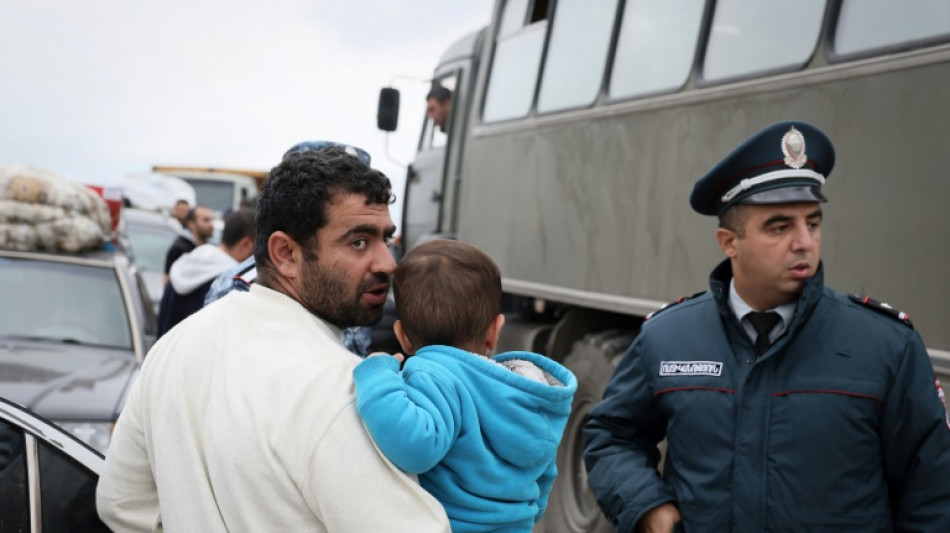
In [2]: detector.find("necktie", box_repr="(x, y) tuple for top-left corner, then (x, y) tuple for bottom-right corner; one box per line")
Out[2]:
(747, 311), (781, 356)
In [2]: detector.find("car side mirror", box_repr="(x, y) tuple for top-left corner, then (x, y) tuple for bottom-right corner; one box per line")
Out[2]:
(377, 88), (400, 132)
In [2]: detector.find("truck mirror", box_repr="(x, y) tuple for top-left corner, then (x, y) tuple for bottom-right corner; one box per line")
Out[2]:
(377, 87), (400, 132)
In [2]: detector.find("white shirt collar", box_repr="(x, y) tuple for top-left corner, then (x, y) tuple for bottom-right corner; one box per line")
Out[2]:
(728, 279), (796, 343)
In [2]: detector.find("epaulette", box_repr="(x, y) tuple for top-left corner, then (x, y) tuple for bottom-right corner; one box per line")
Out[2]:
(849, 294), (914, 328)
(235, 264), (257, 285)
(645, 291), (706, 321)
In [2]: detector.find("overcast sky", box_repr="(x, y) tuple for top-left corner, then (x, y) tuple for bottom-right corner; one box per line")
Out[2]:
(0, 0), (494, 224)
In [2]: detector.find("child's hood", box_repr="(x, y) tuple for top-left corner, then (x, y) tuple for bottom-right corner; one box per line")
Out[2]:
(417, 346), (578, 468)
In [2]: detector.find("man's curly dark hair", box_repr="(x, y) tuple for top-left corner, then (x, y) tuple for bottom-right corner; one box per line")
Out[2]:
(253, 147), (394, 269)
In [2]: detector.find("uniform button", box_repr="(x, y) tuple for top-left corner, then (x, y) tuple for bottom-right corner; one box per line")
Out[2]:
(746, 359), (753, 366)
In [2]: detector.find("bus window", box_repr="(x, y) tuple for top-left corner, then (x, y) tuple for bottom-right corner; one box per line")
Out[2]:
(498, 0), (529, 35)
(609, 0), (705, 99)
(834, 0), (950, 57)
(536, 0), (619, 113)
(482, 0), (549, 122)
(703, 0), (825, 83)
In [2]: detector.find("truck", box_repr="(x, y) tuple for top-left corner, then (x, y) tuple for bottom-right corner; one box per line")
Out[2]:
(377, 2), (950, 532)
(151, 165), (267, 219)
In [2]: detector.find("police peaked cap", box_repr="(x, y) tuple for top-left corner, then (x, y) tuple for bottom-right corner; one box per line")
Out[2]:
(690, 120), (835, 216)
(283, 140), (372, 166)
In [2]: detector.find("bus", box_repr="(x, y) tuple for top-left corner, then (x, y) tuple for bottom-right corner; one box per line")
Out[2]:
(377, 2), (950, 532)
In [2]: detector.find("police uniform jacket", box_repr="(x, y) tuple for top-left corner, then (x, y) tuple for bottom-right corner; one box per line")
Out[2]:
(584, 260), (950, 532)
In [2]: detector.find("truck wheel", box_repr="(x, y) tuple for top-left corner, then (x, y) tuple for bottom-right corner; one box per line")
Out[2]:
(536, 329), (636, 533)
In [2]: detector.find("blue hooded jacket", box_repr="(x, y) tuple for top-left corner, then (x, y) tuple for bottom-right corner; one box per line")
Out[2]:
(354, 346), (577, 532)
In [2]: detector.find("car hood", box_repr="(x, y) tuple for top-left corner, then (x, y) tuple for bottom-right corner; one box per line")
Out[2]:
(0, 338), (138, 420)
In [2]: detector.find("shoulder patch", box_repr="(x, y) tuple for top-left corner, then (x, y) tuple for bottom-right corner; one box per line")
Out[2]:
(236, 265), (257, 285)
(849, 294), (914, 328)
(645, 291), (706, 321)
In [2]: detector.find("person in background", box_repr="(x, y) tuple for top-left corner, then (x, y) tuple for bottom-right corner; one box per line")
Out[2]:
(426, 83), (452, 132)
(353, 239), (577, 532)
(171, 199), (190, 228)
(163, 204), (214, 285)
(583, 120), (950, 532)
(97, 147), (449, 532)
(204, 139), (375, 356)
(157, 208), (256, 338)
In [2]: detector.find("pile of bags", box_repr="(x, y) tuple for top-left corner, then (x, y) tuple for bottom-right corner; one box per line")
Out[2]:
(0, 164), (112, 253)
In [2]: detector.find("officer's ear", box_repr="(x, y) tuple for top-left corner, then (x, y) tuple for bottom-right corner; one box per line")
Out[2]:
(716, 228), (739, 259)
(234, 237), (254, 262)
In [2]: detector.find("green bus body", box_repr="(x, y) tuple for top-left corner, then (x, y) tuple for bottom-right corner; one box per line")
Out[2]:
(386, 2), (950, 530)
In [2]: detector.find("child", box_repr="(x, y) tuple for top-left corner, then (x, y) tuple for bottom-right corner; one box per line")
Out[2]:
(353, 239), (577, 532)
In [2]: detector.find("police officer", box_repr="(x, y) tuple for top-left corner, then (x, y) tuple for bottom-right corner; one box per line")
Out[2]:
(583, 120), (950, 532)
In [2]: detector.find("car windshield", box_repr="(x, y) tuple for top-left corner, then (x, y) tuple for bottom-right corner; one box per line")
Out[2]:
(0, 257), (132, 349)
(126, 222), (177, 272)
(183, 178), (234, 215)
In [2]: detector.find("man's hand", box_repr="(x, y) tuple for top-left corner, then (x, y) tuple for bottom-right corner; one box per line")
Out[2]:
(368, 351), (405, 363)
(638, 503), (680, 533)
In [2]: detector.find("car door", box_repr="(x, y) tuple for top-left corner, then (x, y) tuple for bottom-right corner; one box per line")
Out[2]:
(0, 397), (109, 532)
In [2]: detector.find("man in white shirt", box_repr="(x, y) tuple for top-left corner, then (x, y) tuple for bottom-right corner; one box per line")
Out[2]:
(97, 147), (450, 532)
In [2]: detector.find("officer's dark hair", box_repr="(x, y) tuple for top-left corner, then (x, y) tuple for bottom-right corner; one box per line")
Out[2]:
(394, 239), (501, 352)
(220, 208), (256, 247)
(253, 147), (393, 270)
(719, 205), (749, 238)
(426, 83), (451, 104)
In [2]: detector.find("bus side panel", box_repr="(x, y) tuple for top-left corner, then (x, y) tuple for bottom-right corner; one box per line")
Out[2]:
(456, 59), (950, 353)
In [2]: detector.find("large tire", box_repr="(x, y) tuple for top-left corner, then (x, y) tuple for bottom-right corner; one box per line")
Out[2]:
(535, 330), (636, 533)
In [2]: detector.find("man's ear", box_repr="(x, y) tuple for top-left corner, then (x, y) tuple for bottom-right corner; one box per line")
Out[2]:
(393, 320), (415, 355)
(267, 231), (301, 279)
(716, 228), (739, 259)
(484, 314), (506, 352)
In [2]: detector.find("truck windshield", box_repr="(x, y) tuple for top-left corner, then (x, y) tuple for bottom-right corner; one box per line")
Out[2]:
(182, 179), (234, 215)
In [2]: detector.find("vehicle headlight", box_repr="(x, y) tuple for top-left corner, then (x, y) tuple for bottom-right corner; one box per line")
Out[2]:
(54, 421), (113, 455)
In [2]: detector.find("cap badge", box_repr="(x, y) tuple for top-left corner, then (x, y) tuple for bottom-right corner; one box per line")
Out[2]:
(781, 126), (808, 169)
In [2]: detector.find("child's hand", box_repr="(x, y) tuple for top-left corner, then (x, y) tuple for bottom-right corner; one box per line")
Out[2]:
(368, 351), (405, 364)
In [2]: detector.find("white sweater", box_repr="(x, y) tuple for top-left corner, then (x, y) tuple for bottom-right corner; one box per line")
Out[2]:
(97, 284), (449, 532)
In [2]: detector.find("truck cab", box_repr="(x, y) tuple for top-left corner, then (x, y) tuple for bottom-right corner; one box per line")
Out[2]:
(378, 29), (485, 256)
